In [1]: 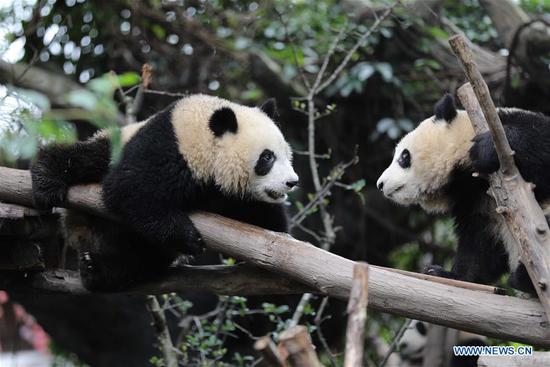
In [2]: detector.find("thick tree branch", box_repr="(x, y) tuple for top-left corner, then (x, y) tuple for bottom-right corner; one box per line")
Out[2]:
(344, 0), (506, 76)
(479, 0), (529, 47)
(451, 33), (550, 320)
(0, 60), (83, 106)
(0, 265), (312, 296)
(0, 167), (549, 346)
(481, 0), (550, 87)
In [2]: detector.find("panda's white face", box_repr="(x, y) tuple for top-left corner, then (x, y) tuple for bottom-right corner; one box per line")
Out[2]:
(399, 320), (428, 361)
(250, 144), (298, 204)
(225, 102), (298, 204)
(376, 96), (474, 213)
(171, 95), (299, 203)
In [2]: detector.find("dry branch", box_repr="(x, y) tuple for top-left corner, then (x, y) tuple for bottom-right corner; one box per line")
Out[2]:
(0, 167), (550, 346)
(146, 295), (178, 367)
(279, 326), (322, 367)
(254, 336), (287, 367)
(451, 34), (550, 320)
(344, 262), (369, 367)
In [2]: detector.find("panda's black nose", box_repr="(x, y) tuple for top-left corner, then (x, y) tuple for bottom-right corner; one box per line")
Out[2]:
(377, 181), (384, 190)
(286, 180), (299, 189)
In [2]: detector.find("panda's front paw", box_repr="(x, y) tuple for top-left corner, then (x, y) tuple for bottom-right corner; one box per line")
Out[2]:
(182, 227), (205, 256)
(423, 264), (458, 279)
(33, 185), (68, 210)
(31, 161), (70, 209)
(469, 132), (499, 174)
(508, 263), (536, 294)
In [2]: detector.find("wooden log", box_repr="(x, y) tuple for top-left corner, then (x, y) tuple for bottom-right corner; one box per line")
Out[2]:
(279, 326), (322, 367)
(0, 202), (43, 219)
(344, 262), (369, 367)
(478, 352), (550, 367)
(0, 167), (549, 346)
(450, 34), (550, 321)
(0, 265), (311, 296)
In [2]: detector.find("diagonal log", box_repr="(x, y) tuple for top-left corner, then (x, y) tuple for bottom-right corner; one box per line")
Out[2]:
(450, 34), (550, 321)
(0, 166), (549, 346)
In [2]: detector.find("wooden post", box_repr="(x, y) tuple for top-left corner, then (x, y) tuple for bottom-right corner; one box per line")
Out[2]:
(450, 34), (550, 320)
(279, 326), (322, 367)
(344, 262), (369, 367)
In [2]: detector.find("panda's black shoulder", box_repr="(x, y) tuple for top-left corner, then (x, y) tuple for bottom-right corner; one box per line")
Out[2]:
(497, 107), (550, 127)
(123, 101), (179, 156)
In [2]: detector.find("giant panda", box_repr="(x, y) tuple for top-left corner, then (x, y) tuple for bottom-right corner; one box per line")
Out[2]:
(31, 94), (299, 290)
(398, 320), (486, 367)
(376, 93), (550, 293)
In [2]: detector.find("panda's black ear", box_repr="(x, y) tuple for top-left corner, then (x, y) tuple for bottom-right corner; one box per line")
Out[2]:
(434, 93), (457, 123)
(209, 107), (238, 137)
(259, 98), (278, 120)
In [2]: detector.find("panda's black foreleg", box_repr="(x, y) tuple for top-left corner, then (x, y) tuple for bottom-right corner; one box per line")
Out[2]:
(424, 227), (509, 285)
(470, 125), (550, 201)
(31, 137), (111, 209)
(126, 210), (204, 255)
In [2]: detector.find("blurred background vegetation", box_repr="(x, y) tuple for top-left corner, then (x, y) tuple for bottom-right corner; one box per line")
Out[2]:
(1, 0), (550, 366)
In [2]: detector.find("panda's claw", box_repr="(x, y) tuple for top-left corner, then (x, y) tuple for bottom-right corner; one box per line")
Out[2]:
(423, 264), (458, 279)
(181, 228), (205, 255)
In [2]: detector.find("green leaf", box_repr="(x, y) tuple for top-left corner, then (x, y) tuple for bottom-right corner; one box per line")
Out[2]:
(118, 72), (141, 87)
(151, 24), (166, 40)
(64, 89), (98, 110)
(88, 73), (119, 96)
(349, 179), (366, 192)
(426, 26), (449, 40)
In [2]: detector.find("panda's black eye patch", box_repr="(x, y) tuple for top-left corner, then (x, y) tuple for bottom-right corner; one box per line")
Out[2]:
(415, 321), (427, 336)
(255, 149), (276, 176)
(398, 149), (411, 169)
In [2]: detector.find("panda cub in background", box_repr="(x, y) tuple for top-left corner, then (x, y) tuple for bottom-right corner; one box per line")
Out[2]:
(31, 94), (299, 290)
(377, 94), (550, 293)
(399, 320), (486, 367)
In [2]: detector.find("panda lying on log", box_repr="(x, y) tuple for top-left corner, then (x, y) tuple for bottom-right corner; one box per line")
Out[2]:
(31, 95), (299, 290)
(377, 94), (550, 294)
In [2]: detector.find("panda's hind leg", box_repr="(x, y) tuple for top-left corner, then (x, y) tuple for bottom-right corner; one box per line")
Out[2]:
(63, 211), (174, 291)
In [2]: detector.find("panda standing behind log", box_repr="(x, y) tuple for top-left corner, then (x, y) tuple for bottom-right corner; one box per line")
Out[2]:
(377, 94), (550, 294)
(31, 95), (299, 290)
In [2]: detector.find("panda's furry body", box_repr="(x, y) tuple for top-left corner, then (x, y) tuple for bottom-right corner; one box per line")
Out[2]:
(31, 95), (298, 290)
(377, 94), (550, 293)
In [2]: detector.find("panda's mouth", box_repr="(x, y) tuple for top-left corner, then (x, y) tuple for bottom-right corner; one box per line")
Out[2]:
(387, 184), (404, 197)
(265, 189), (286, 201)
